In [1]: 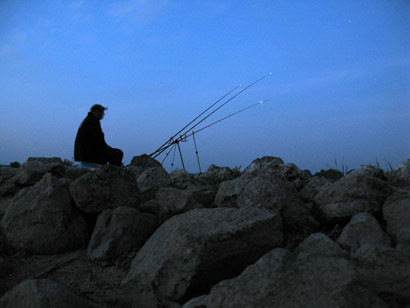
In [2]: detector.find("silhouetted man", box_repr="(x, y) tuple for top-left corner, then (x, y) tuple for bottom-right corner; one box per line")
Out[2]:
(74, 104), (123, 166)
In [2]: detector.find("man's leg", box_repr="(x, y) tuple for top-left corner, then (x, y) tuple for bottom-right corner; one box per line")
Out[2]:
(104, 148), (124, 166)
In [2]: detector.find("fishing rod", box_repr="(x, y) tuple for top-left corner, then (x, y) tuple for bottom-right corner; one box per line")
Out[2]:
(150, 73), (272, 158)
(150, 84), (242, 158)
(154, 99), (268, 160)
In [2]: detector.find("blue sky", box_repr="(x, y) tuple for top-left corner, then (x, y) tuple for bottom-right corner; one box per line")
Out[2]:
(0, 0), (409, 173)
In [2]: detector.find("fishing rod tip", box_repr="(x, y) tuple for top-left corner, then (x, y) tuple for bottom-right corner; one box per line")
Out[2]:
(269, 72), (272, 75)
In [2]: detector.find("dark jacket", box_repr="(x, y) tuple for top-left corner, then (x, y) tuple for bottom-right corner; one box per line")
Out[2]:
(74, 112), (108, 162)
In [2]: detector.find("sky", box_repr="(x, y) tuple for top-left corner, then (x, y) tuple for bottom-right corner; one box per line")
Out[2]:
(0, 0), (409, 173)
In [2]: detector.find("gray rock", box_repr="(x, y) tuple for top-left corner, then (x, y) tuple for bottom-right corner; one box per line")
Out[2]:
(122, 207), (283, 306)
(155, 187), (203, 222)
(170, 169), (192, 189)
(386, 159), (410, 188)
(0, 197), (12, 219)
(0, 183), (19, 198)
(12, 157), (66, 186)
(243, 156), (285, 174)
(337, 213), (391, 254)
(214, 177), (248, 208)
(137, 166), (171, 202)
(354, 244), (410, 298)
(182, 295), (208, 308)
(295, 233), (347, 257)
(1, 174), (88, 254)
(217, 173), (318, 232)
(128, 154), (162, 175)
(0, 166), (18, 185)
(313, 165), (392, 224)
(87, 206), (157, 261)
(70, 165), (140, 215)
(383, 189), (410, 246)
(63, 165), (91, 180)
(276, 163), (310, 191)
(194, 164), (237, 186)
(188, 185), (216, 208)
(0, 278), (90, 308)
(0, 256), (13, 278)
(299, 176), (332, 202)
(206, 239), (387, 308)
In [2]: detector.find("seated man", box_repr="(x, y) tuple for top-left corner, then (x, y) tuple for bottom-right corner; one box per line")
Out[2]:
(74, 104), (123, 166)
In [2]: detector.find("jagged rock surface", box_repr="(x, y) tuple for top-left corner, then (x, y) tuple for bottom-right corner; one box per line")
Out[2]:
(70, 165), (140, 214)
(1, 174), (88, 254)
(87, 206), (157, 261)
(0, 278), (90, 308)
(1, 156), (409, 308)
(122, 207), (283, 306)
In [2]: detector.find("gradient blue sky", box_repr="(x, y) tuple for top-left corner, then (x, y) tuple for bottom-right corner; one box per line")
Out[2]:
(1, 0), (409, 173)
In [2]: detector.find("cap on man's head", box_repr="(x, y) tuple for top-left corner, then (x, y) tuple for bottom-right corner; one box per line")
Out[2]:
(90, 104), (108, 112)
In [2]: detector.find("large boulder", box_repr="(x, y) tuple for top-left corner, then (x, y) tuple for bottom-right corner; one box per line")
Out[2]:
(313, 165), (392, 224)
(205, 234), (388, 308)
(383, 188), (410, 247)
(0, 279), (90, 308)
(386, 159), (410, 188)
(194, 164), (238, 186)
(216, 172), (318, 232)
(337, 213), (391, 254)
(0, 166), (18, 185)
(136, 167), (171, 202)
(12, 157), (66, 186)
(170, 169), (192, 189)
(1, 174), (88, 254)
(70, 165), (140, 215)
(128, 154), (162, 176)
(353, 244), (410, 299)
(299, 176), (332, 202)
(154, 187), (204, 222)
(122, 207), (283, 306)
(87, 206), (157, 261)
(243, 156), (285, 174)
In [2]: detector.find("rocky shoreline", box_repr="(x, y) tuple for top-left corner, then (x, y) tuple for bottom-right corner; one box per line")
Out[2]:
(0, 155), (409, 307)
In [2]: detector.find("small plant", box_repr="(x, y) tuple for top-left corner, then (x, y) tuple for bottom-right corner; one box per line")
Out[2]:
(326, 155), (349, 175)
(232, 165), (242, 177)
(9, 161), (20, 168)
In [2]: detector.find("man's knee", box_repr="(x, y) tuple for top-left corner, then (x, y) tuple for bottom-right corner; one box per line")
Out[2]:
(107, 148), (123, 166)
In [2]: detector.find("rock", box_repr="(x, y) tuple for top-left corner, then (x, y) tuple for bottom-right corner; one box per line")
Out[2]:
(12, 157), (66, 186)
(386, 159), (410, 188)
(155, 187), (203, 222)
(87, 206), (157, 261)
(0, 166), (18, 185)
(217, 173), (318, 232)
(243, 156), (285, 174)
(194, 164), (237, 186)
(63, 165), (91, 180)
(1, 174), (88, 254)
(206, 235), (387, 308)
(70, 165), (140, 215)
(0, 278), (90, 308)
(0, 197), (12, 219)
(137, 167), (171, 202)
(128, 154), (162, 175)
(299, 176), (332, 202)
(214, 177), (248, 208)
(0, 256), (13, 278)
(337, 213), (391, 254)
(0, 183), (19, 198)
(277, 163), (310, 191)
(170, 169), (192, 189)
(182, 295), (208, 308)
(295, 233), (347, 257)
(313, 165), (392, 224)
(314, 169), (344, 180)
(354, 244), (410, 298)
(122, 207), (283, 306)
(188, 185), (217, 208)
(383, 189), (410, 246)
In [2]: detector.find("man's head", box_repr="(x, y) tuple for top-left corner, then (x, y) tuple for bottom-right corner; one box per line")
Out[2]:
(90, 104), (108, 120)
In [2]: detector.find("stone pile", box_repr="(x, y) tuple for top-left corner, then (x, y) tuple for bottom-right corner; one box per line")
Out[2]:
(0, 156), (409, 307)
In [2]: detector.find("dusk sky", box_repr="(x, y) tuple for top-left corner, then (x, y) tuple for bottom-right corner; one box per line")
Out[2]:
(1, 0), (409, 173)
